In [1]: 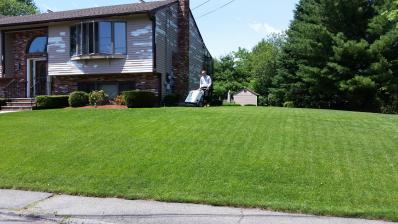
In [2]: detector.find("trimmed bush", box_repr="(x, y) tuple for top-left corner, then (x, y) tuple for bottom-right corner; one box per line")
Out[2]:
(89, 90), (108, 106)
(36, 95), (69, 109)
(163, 94), (180, 107)
(245, 104), (257, 107)
(69, 91), (89, 108)
(123, 90), (157, 108)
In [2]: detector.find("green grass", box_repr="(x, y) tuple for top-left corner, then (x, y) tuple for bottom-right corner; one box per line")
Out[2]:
(0, 107), (397, 221)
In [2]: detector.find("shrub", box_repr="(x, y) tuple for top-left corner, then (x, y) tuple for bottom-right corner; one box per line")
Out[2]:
(36, 95), (69, 109)
(114, 95), (126, 106)
(245, 104), (257, 107)
(89, 90), (108, 106)
(223, 102), (240, 106)
(283, 101), (295, 108)
(0, 98), (8, 109)
(69, 91), (89, 108)
(258, 96), (268, 106)
(163, 94), (180, 107)
(123, 90), (158, 108)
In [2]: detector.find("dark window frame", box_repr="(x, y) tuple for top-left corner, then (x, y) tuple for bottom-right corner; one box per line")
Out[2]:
(70, 21), (127, 57)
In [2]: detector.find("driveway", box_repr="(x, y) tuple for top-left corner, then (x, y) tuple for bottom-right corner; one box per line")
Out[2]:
(0, 189), (395, 224)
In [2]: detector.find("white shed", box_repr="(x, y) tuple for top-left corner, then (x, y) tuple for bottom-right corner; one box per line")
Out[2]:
(233, 89), (259, 106)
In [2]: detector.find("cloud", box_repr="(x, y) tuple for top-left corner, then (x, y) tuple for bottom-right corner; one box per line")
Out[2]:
(249, 22), (281, 35)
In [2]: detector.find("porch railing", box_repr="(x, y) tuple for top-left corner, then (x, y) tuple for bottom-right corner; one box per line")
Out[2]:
(0, 79), (27, 99)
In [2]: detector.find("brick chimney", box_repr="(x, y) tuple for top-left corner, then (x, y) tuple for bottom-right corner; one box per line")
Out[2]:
(174, 0), (190, 98)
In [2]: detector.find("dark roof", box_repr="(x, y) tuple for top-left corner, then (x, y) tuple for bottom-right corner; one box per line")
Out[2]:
(0, 0), (176, 27)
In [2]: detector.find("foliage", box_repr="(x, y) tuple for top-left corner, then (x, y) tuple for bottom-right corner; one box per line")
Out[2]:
(89, 90), (108, 106)
(68, 91), (89, 108)
(0, 108), (397, 221)
(0, 0), (38, 16)
(268, 0), (398, 113)
(114, 95), (126, 106)
(163, 93), (180, 107)
(212, 35), (285, 103)
(123, 90), (157, 108)
(35, 95), (69, 109)
(283, 101), (295, 108)
(222, 102), (240, 106)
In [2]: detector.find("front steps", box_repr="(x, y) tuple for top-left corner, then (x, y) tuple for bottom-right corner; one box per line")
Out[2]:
(1, 98), (36, 111)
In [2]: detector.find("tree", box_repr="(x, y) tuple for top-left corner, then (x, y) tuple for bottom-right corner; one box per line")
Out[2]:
(249, 34), (285, 97)
(272, 0), (394, 112)
(0, 0), (38, 16)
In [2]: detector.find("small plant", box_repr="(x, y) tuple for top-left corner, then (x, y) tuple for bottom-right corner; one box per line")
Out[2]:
(283, 101), (295, 108)
(245, 104), (257, 107)
(89, 90), (108, 107)
(114, 95), (126, 106)
(69, 91), (89, 108)
(124, 90), (157, 108)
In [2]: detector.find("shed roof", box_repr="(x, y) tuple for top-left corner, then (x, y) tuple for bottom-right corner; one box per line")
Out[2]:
(233, 88), (260, 96)
(0, 0), (176, 27)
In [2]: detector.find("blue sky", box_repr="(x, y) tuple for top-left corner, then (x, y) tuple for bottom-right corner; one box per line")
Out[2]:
(35, 0), (299, 58)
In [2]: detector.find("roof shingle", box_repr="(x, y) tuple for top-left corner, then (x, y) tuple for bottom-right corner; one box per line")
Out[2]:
(0, 0), (176, 27)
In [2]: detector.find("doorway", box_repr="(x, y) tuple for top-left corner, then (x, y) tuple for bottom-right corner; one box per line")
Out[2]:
(26, 58), (49, 98)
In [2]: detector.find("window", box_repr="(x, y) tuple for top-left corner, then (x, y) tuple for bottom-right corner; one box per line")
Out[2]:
(28, 36), (47, 54)
(70, 21), (127, 56)
(114, 22), (127, 54)
(98, 22), (112, 54)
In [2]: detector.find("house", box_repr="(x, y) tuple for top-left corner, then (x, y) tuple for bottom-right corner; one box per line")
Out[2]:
(232, 89), (259, 106)
(0, 0), (212, 104)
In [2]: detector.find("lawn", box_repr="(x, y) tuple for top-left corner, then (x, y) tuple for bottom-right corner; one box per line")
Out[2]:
(0, 107), (397, 221)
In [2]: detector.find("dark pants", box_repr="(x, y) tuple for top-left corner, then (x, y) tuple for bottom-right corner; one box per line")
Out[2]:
(201, 87), (212, 105)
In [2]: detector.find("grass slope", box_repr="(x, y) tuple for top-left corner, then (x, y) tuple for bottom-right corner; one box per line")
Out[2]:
(0, 107), (397, 221)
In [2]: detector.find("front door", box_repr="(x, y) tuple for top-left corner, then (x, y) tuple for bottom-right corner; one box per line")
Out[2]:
(27, 59), (48, 97)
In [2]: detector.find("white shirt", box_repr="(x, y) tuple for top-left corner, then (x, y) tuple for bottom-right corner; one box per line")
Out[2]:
(200, 75), (212, 89)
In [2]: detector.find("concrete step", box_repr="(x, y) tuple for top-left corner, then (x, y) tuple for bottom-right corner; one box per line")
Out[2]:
(9, 98), (35, 103)
(1, 106), (34, 111)
(7, 102), (35, 107)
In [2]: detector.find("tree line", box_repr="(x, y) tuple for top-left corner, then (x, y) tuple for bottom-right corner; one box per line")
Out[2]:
(213, 0), (398, 113)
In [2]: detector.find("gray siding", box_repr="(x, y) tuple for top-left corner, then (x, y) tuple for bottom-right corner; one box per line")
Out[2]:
(155, 3), (179, 96)
(188, 13), (211, 90)
(47, 15), (153, 76)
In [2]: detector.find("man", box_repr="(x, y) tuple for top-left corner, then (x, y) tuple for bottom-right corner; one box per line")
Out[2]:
(199, 70), (212, 106)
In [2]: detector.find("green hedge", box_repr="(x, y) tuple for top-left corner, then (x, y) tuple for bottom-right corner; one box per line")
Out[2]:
(69, 91), (89, 108)
(124, 90), (158, 108)
(36, 95), (69, 109)
(163, 94), (180, 107)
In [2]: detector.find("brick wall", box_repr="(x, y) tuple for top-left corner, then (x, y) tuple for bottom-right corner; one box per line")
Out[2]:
(174, 0), (190, 98)
(10, 28), (48, 79)
(4, 28), (48, 98)
(52, 73), (161, 96)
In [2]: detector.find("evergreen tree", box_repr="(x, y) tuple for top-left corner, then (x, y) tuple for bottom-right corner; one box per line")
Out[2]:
(272, 0), (394, 112)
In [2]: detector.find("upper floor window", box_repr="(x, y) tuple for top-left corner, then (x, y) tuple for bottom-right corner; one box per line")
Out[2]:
(28, 36), (47, 54)
(70, 21), (127, 56)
